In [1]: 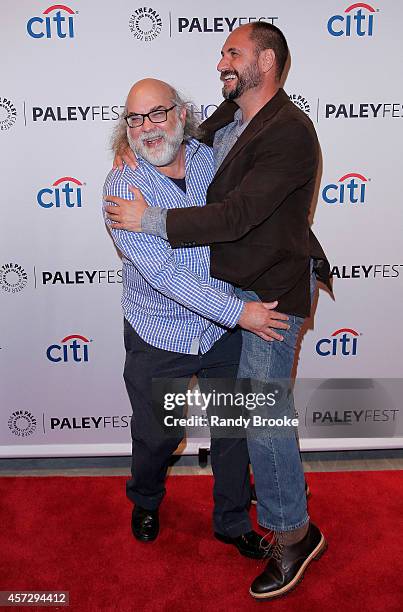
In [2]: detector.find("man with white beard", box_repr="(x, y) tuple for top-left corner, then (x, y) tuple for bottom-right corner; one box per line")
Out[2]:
(103, 78), (289, 550)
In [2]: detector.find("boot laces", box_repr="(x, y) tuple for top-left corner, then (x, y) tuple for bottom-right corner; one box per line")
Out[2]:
(259, 531), (276, 557)
(259, 532), (284, 560)
(271, 538), (284, 562)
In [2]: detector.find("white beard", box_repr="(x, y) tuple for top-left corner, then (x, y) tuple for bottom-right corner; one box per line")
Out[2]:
(128, 120), (184, 167)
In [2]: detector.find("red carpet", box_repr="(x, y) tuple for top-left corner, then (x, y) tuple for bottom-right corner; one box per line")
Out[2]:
(0, 471), (402, 611)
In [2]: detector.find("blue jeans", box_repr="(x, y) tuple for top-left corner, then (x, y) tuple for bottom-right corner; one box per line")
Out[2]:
(236, 271), (315, 532)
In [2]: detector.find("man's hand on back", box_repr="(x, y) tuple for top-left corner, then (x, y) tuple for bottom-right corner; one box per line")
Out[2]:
(105, 187), (148, 231)
(238, 301), (289, 341)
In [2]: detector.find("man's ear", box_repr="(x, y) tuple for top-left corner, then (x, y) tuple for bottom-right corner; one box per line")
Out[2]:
(259, 48), (275, 74)
(179, 105), (187, 125)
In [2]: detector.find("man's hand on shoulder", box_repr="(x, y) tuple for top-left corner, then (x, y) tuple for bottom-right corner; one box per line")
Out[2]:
(104, 187), (148, 231)
(113, 144), (138, 171)
(238, 301), (289, 342)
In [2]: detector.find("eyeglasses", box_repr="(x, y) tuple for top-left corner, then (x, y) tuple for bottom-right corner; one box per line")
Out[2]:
(125, 105), (177, 128)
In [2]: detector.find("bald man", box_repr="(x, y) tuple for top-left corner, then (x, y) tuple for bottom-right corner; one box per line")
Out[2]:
(103, 79), (288, 554)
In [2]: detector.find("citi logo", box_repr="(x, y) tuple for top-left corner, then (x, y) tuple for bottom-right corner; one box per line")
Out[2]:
(316, 328), (360, 357)
(46, 334), (91, 363)
(322, 173), (368, 205)
(327, 3), (377, 37)
(37, 177), (83, 208)
(27, 4), (77, 39)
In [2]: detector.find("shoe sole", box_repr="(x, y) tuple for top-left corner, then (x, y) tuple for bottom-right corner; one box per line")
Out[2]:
(249, 532), (327, 600)
(133, 533), (159, 542)
(214, 532), (266, 559)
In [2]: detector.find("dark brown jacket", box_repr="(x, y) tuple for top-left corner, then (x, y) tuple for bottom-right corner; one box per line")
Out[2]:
(167, 88), (331, 317)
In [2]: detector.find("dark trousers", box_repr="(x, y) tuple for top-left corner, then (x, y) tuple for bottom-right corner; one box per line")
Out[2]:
(123, 320), (252, 537)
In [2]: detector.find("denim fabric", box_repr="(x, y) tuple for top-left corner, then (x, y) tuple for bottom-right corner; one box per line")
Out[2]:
(235, 269), (316, 531)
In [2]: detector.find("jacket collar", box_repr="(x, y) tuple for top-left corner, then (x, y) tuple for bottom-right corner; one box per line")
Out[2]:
(209, 89), (290, 181)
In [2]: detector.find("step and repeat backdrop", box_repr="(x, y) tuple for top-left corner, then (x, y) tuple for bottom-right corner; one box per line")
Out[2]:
(1, 1), (402, 457)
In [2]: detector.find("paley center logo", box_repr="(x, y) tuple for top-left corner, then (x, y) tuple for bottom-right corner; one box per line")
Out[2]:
(49, 415), (130, 430)
(27, 4), (77, 39)
(0, 263), (28, 293)
(8, 410), (37, 437)
(176, 15), (279, 34)
(316, 328), (361, 357)
(324, 102), (403, 119)
(330, 264), (403, 280)
(41, 268), (123, 285)
(129, 7), (163, 41)
(46, 334), (92, 363)
(31, 104), (124, 123)
(289, 94), (310, 115)
(327, 3), (378, 37)
(0, 98), (17, 131)
(304, 379), (401, 439)
(128, 9), (280, 39)
(37, 176), (84, 208)
(322, 172), (369, 205)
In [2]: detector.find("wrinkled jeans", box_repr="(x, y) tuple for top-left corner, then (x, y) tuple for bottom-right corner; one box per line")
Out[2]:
(235, 270), (316, 531)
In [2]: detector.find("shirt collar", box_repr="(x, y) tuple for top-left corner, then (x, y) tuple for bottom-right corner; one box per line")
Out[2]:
(234, 108), (243, 123)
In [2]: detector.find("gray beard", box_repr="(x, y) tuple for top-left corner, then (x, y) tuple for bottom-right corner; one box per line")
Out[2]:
(128, 120), (184, 167)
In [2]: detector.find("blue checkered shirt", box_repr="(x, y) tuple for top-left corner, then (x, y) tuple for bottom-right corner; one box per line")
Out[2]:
(103, 139), (243, 355)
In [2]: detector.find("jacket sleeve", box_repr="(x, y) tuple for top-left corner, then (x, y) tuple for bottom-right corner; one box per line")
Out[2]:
(167, 120), (318, 247)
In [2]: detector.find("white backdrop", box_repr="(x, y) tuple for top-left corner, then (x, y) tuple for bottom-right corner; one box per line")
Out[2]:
(1, 0), (402, 457)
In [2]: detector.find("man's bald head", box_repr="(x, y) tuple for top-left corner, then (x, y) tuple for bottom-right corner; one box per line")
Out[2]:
(126, 78), (176, 115)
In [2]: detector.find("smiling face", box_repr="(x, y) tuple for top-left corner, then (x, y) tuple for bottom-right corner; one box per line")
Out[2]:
(217, 26), (263, 101)
(126, 79), (186, 167)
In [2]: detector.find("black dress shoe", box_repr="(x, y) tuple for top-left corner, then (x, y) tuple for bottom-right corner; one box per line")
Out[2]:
(214, 530), (266, 559)
(131, 506), (159, 542)
(250, 522), (327, 599)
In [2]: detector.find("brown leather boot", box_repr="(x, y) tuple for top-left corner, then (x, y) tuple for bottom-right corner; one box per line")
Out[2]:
(250, 522), (327, 599)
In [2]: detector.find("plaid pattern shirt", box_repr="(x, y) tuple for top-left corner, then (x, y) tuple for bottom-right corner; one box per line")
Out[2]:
(103, 139), (243, 355)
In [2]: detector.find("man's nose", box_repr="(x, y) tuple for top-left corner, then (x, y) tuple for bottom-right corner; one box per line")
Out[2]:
(141, 116), (155, 131)
(217, 57), (228, 72)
